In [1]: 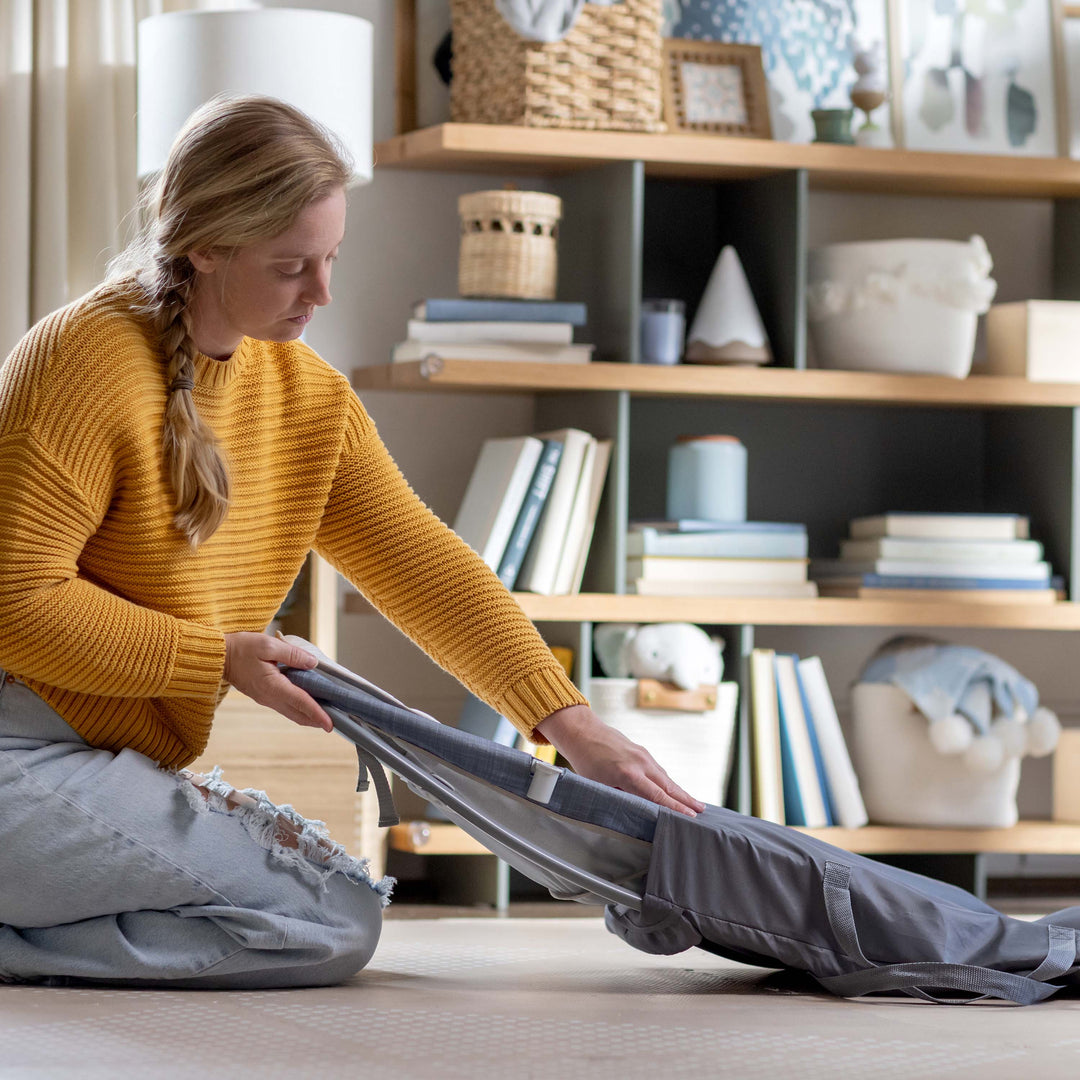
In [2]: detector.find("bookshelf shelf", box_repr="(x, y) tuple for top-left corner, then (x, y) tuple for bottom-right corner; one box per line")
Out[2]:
(388, 820), (490, 856)
(800, 821), (1080, 855)
(376, 123), (1080, 198)
(510, 594), (1080, 631)
(390, 818), (1080, 857)
(353, 360), (1080, 409)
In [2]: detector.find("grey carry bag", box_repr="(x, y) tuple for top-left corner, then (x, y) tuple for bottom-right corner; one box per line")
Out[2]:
(282, 642), (1080, 1005)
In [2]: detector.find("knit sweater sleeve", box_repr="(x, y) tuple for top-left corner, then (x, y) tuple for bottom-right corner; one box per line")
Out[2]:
(314, 396), (587, 738)
(0, 318), (226, 700)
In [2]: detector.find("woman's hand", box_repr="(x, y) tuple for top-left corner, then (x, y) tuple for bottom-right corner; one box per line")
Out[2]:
(534, 704), (706, 817)
(223, 632), (333, 732)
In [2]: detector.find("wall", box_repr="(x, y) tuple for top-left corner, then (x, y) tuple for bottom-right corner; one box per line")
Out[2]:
(295, 3), (1073, 859)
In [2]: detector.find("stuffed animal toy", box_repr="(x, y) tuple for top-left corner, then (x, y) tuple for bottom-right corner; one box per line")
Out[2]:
(858, 635), (1060, 773)
(594, 622), (723, 691)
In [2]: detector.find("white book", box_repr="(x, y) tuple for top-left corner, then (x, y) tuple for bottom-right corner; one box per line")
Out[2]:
(774, 654), (830, 829)
(551, 438), (599, 596)
(796, 657), (869, 829)
(812, 558), (1050, 581)
(568, 439), (613, 594)
(849, 513), (1030, 541)
(406, 319), (574, 344)
(516, 429), (596, 595)
(451, 436), (544, 571)
(629, 579), (819, 598)
(749, 649), (785, 825)
(392, 340), (593, 365)
(839, 537), (1043, 563)
(626, 556), (809, 583)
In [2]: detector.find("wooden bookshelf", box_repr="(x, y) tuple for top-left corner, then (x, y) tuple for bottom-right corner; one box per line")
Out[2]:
(388, 820), (490, 856)
(353, 360), (1080, 409)
(343, 590), (1079, 630)
(512, 594), (1080, 631)
(389, 818), (1080, 857)
(376, 123), (1080, 198)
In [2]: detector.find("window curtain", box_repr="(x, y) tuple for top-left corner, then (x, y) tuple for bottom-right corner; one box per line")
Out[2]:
(0, 0), (256, 356)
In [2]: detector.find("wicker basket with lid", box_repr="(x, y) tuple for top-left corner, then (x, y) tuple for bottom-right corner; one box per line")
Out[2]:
(449, 0), (665, 132)
(458, 189), (562, 300)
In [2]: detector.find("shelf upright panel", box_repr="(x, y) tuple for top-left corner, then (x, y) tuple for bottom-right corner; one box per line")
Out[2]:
(733, 624), (754, 816)
(547, 160), (644, 365)
(543, 161), (643, 596)
(1051, 196), (1080, 599)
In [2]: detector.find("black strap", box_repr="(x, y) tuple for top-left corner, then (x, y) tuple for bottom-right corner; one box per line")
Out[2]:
(820, 861), (1074, 1005)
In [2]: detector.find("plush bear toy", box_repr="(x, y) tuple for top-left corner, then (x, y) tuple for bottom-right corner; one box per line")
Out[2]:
(594, 622), (723, 691)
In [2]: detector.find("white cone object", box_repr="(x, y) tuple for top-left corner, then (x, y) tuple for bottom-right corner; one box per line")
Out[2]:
(685, 246), (772, 365)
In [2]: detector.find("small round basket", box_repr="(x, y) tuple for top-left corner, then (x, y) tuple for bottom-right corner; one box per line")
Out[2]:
(458, 189), (562, 300)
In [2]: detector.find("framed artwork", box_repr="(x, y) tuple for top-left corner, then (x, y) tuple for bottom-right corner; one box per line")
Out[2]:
(662, 39), (772, 137)
(890, 0), (1068, 156)
(663, 0), (893, 144)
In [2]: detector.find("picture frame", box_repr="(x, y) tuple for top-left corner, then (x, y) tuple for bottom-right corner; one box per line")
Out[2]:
(663, 1), (892, 145)
(888, 0), (1069, 156)
(661, 39), (772, 138)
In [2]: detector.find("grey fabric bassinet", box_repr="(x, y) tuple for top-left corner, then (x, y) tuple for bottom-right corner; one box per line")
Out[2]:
(282, 641), (1080, 1005)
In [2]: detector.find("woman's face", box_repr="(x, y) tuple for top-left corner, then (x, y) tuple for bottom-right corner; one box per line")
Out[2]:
(187, 187), (347, 360)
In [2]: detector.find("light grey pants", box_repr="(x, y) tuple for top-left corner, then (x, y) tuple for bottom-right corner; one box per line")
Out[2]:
(0, 672), (390, 989)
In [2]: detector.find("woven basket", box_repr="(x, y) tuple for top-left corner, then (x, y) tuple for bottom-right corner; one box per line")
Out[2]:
(450, 0), (665, 132)
(458, 189), (562, 300)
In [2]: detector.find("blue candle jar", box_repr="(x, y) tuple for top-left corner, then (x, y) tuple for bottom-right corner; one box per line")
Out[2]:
(666, 435), (748, 523)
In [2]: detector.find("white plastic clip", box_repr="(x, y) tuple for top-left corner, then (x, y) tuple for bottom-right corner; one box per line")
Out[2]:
(526, 759), (561, 804)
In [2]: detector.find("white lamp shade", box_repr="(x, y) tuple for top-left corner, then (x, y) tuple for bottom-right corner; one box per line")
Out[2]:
(137, 8), (373, 182)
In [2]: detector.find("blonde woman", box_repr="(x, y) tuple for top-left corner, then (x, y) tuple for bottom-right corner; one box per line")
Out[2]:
(0, 96), (701, 989)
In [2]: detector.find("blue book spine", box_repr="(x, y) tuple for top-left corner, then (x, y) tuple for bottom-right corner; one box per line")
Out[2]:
(774, 657), (806, 827)
(861, 573), (1051, 590)
(793, 659), (836, 826)
(418, 298), (587, 325)
(496, 440), (563, 589)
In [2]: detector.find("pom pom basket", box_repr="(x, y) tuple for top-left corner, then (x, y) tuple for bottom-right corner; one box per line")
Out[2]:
(449, 0), (665, 132)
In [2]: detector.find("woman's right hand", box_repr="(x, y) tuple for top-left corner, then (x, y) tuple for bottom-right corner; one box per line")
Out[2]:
(223, 632), (333, 732)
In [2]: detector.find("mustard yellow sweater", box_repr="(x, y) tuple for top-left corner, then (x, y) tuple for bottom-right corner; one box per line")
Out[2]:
(0, 285), (586, 768)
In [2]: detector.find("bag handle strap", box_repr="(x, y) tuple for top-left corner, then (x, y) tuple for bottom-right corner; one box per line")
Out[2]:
(354, 744), (400, 828)
(819, 862), (1074, 1005)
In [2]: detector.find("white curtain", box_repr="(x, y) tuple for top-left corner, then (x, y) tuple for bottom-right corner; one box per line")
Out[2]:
(0, 0), (256, 356)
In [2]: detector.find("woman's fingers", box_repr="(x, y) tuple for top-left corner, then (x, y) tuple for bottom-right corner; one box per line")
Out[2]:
(223, 631), (333, 731)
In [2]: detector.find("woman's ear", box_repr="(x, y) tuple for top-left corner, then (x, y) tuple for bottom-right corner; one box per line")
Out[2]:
(187, 249), (218, 274)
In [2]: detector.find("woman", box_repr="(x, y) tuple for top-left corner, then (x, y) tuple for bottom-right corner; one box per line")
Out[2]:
(0, 96), (701, 989)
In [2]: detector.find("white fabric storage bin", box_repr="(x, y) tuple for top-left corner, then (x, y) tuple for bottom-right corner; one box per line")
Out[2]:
(850, 682), (1020, 828)
(590, 678), (738, 805)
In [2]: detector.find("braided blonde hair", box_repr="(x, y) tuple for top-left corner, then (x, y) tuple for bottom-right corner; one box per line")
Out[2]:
(109, 94), (352, 548)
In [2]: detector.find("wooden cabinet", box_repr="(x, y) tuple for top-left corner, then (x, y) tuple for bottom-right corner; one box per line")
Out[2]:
(353, 124), (1080, 887)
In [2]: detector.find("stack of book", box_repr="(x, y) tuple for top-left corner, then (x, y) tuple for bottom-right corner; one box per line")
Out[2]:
(749, 649), (868, 829)
(452, 428), (612, 595)
(625, 520), (817, 598)
(811, 512), (1058, 603)
(392, 297), (593, 365)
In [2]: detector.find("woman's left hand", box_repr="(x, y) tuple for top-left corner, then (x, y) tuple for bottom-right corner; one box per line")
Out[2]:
(534, 704), (705, 817)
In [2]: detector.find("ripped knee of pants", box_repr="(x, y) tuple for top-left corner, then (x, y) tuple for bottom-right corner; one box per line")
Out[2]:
(172, 767), (392, 903)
